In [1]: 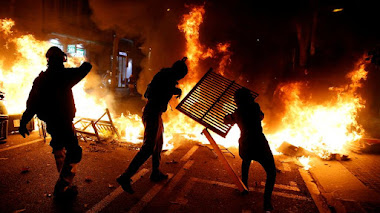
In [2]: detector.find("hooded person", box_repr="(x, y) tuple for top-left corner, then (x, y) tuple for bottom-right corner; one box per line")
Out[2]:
(19, 46), (92, 198)
(224, 88), (276, 212)
(117, 57), (188, 194)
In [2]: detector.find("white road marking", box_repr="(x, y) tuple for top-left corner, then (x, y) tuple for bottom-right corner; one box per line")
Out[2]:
(88, 145), (198, 213)
(260, 182), (300, 192)
(196, 178), (236, 189)
(299, 168), (331, 213)
(289, 181), (297, 187)
(164, 160), (194, 194)
(194, 178), (310, 201)
(0, 138), (46, 152)
(160, 145), (199, 196)
(128, 173), (173, 213)
(180, 145), (199, 161)
(167, 177), (197, 213)
(86, 168), (149, 213)
(163, 145), (178, 156)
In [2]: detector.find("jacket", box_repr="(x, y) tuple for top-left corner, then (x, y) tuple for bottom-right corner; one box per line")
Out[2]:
(21, 62), (92, 125)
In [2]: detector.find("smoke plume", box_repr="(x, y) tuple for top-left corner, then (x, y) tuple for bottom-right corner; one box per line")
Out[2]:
(89, 0), (188, 95)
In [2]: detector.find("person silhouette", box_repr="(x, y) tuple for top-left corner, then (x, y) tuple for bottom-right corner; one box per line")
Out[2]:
(19, 46), (92, 198)
(224, 88), (276, 212)
(116, 57), (188, 194)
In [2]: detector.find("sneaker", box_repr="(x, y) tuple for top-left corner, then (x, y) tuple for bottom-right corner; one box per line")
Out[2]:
(150, 171), (168, 182)
(116, 176), (134, 194)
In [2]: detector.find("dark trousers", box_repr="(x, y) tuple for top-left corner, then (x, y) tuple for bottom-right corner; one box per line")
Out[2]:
(122, 112), (164, 178)
(242, 153), (276, 204)
(47, 120), (82, 190)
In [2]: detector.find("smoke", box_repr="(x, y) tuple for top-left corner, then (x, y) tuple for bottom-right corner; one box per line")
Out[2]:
(89, 0), (188, 95)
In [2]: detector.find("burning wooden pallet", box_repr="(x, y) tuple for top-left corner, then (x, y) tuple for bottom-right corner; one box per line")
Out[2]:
(74, 108), (120, 142)
(177, 68), (258, 192)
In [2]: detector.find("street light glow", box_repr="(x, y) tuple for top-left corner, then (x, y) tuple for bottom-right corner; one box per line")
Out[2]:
(333, 8), (344, 13)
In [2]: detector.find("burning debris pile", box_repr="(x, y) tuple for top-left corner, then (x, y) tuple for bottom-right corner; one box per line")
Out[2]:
(266, 62), (367, 162)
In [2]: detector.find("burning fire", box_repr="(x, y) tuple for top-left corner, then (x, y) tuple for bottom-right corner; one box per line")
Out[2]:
(174, 4), (368, 171)
(1, 18), (50, 114)
(178, 5), (212, 75)
(114, 112), (143, 144)
(298, 156), (311, 170)
(164, 5), (239, 148)
(0, 18), (107, 118)
(0, 18), (137, 142)
(1, 4), (369, 171)
(266, 62), (367, 159)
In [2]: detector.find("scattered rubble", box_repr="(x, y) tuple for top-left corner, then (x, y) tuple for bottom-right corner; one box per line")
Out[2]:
(277, 141), (350, 161)
(277, 142), (307, 157)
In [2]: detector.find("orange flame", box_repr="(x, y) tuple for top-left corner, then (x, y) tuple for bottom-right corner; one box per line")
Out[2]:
(0, 18), (142, 142)
(1, 19), (51, 114)
(169, 5), (240, 148)
(266, 62), (367, 159)
(298, 156), (311, 170)
(1, 4), (369, 167)
(178, 5), (211, 74)
(0, 19), (14, 35)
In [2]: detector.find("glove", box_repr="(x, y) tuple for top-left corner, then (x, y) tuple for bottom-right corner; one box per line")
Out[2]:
(19, 124), (30, 138)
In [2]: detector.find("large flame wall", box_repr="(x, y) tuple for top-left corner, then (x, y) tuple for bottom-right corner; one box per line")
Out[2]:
(1, 2), (369, 162)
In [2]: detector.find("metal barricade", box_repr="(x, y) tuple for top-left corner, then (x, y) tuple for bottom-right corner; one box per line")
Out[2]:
(74, 108), (120, 142)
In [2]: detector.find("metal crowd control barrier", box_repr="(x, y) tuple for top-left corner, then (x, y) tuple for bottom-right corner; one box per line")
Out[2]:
(74, 108), (120, 142)
(176, 68), (258, 192)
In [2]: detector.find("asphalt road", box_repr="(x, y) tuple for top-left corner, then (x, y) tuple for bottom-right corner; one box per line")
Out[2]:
(1, 131), (320, 213)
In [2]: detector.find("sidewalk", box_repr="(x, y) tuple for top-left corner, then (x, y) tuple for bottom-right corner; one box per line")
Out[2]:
(309, 157), (380, 212)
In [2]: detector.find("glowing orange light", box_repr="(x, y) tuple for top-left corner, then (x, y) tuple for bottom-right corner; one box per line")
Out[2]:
(266, 62), (367, 159)
(333, 8), (344, 13)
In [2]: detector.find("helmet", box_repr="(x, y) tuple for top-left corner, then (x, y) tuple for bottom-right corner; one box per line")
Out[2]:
(171, 57), (188, 79)
(46, 46), (67, 63)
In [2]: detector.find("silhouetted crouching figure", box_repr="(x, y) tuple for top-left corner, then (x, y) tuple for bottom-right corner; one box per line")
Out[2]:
(117, 57), (188, 194)
(19, 46), (92, 198)
(224, 88), (276, 212)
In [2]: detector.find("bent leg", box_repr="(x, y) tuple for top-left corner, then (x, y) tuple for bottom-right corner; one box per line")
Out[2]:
(121, 113), (159, 179)
(50, 122), (82, 195)
(122, 142), (155, 178)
